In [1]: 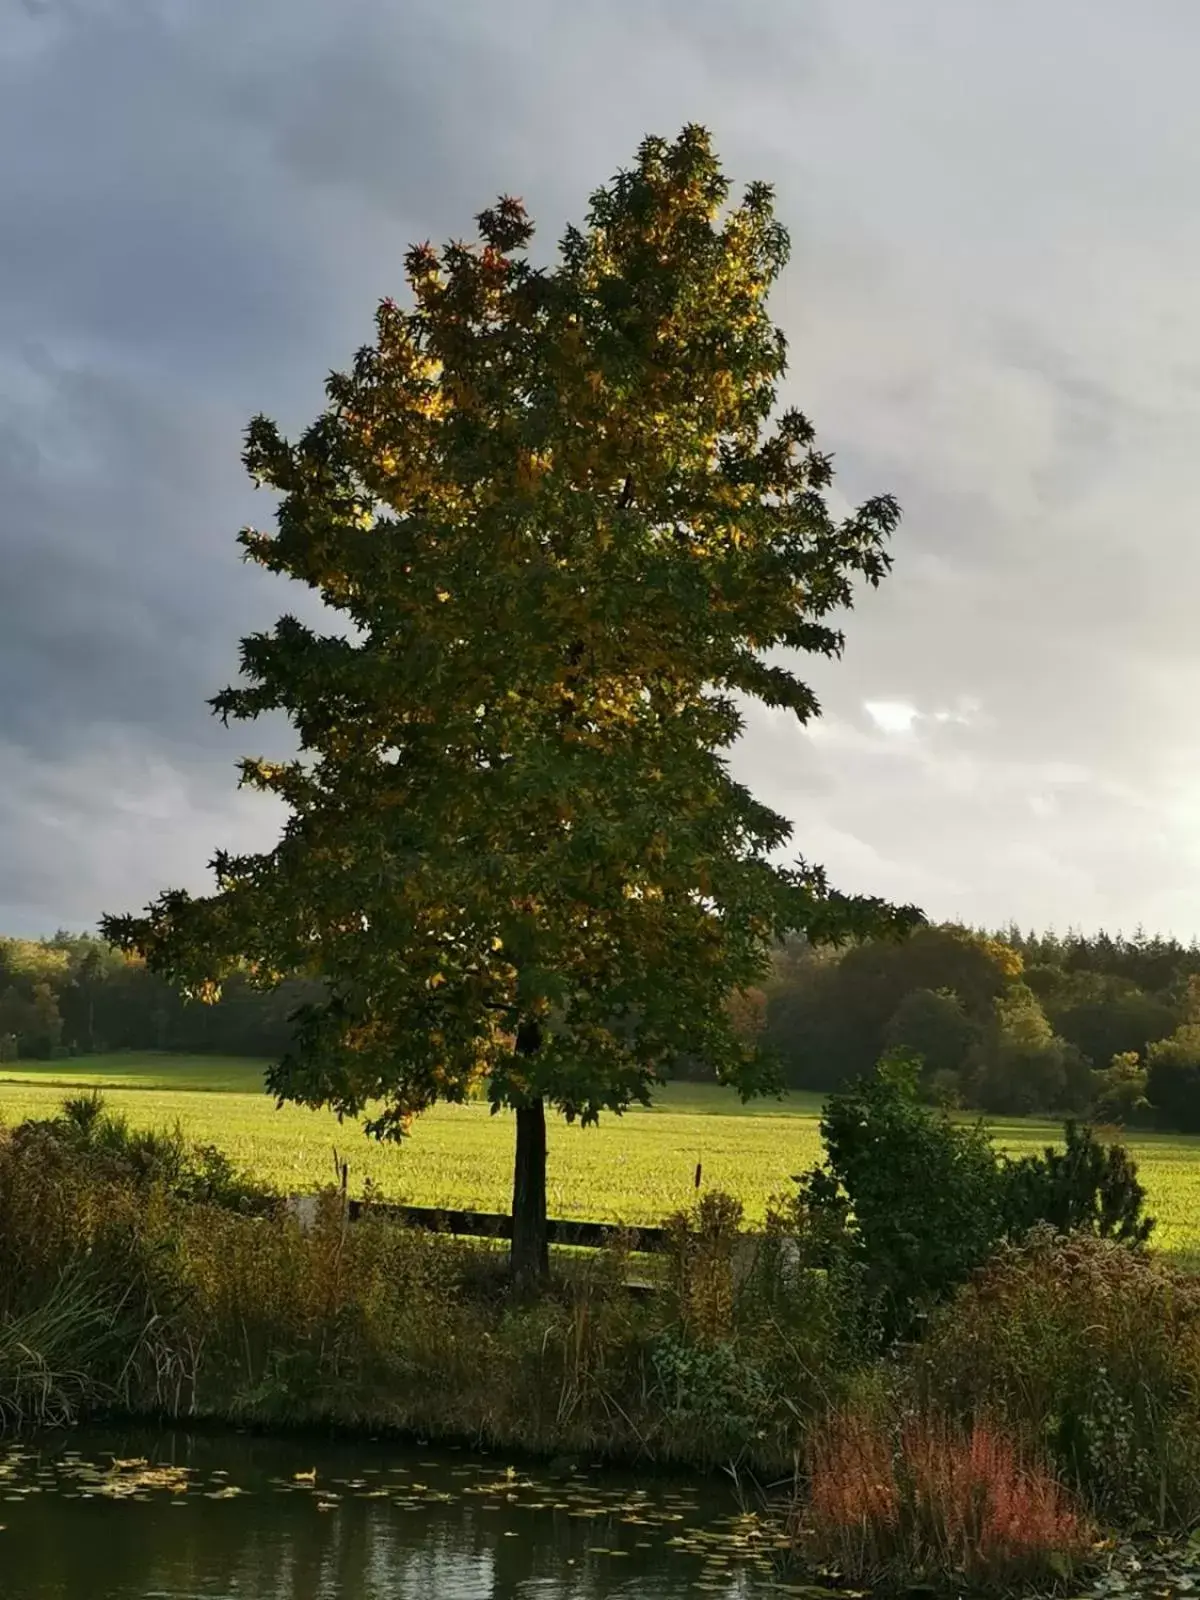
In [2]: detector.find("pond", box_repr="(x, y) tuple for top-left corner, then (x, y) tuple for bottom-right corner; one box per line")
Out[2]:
(0, 1426), (796, 1598)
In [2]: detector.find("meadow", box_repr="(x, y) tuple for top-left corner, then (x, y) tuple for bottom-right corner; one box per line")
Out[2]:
(3, 1052), (1200, 1254)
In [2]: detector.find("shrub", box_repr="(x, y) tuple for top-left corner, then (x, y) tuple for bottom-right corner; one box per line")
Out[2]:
(801, 1404), (1094, 1594)
(650, 1331), (774, 1448)
(9, 1092), (274, 1216)
(916, 1228), (1200, 1526)
(1001, 1121), (1153, 1245)
(787, 1051), (1009, 1342)
(788, 1057), (1156, 1347)
(656, 1188), (862, 1460)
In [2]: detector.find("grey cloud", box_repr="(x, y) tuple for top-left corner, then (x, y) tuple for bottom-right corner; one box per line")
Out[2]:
(4, 0), (1200, 938)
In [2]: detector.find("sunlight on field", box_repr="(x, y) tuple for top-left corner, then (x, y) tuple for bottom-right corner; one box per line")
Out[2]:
(3, 1052), (1200, 1251)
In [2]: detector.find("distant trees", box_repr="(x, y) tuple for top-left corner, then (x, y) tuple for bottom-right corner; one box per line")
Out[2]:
(1145, 1027), (1200, 1134)
(0, 980), (62, 1060)
(883, 987), (977, 1097)
(754, 922), (1200, 1130)
(0, 933), (322, 1062)
(7, 918), (1200, 1138)
(1092, 1051), (1150, 1125)
(0, 938), (69, 1060)
(963, 983), (1091, 1118)
(762, 925), (1016, 1092)
(1042, 972), (1176, 1072)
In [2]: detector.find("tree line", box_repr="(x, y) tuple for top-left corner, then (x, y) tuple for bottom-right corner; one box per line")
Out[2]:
(7, 921), (1200, 1133)
(744, 922), (1200, 1131)
(0, 933), (318, 1062)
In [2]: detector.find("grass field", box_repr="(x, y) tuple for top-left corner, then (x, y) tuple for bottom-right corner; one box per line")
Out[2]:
(3, 1052), (1199, 1255)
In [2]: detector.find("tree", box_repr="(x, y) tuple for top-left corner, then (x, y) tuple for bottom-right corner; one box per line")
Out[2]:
(60, 938), (125, 1054)
(1091, 1049), (1150, 1126)
(760, 936), (844, 1090)
(1047, 972), (1175, 1071)
(0, 981), (62, 1060)
(767, 923), (1016, 1091)
(966, 983), (1090, 1116)
(883, 986), (977, 1094)
(101, 126), (920, 1289)
(1168, 971), (1200, 1028)
(725, 985), (768, 1045)
(1146, 1026), (1200, 1133)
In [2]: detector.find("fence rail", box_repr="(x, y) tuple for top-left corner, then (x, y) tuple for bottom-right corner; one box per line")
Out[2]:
(289, 1195), (669, 1254)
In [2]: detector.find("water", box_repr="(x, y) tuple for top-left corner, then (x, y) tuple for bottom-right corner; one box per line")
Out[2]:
(0, 1427), (793, 1598)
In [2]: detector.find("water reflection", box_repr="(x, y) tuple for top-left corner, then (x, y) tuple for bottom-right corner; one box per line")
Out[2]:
(0, 1428), (781, 1598)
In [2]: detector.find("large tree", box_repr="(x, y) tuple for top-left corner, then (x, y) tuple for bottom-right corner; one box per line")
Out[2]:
(102, 126), (921, 1287)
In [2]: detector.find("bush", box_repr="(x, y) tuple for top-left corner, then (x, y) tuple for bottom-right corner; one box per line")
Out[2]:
(10, 1092), (275, 1216)
(787, 1051), (1010, 1343)
(800, 1403), (1095, 1594)
(656, 1189), (863, 1459)
(916, 1228), (1200, 1527)
(788, 1057), (1156, 1346)
(650, 1331), (775, 1448)
(1002, 1121), (1153, 1245)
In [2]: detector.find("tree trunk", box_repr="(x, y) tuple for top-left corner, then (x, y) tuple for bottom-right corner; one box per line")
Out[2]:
(510, 1096), (549, 1292)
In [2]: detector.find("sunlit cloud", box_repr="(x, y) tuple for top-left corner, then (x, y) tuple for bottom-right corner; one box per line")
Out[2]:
(864, 700), (920, 735)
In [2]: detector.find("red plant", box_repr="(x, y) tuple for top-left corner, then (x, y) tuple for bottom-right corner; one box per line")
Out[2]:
(801, 1406), (1094, 1593)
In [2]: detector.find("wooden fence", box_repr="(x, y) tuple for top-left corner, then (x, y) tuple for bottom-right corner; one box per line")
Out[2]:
(287, 1194), (669, 1254)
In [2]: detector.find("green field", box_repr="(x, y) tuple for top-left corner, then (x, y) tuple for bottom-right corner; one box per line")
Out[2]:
(3, 1052), (1199, 1254)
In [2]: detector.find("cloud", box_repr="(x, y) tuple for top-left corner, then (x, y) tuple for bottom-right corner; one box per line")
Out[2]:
(0, 727), (286, 934)
(4, 0), (1200, 939)
(864, 702), (919, 736)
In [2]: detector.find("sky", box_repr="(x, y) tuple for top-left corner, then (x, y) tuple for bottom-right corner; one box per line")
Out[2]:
(4, 0), (1200, 942)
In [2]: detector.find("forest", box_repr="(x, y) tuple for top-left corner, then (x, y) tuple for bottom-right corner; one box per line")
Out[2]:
(6, 922), (1200, 1133)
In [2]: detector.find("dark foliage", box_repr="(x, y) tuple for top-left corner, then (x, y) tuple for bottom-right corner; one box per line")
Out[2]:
(788, 1055), (1154, 1345)
(1002, 1122), (1154, 1246)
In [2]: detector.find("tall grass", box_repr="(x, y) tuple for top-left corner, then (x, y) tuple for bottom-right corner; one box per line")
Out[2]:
(2, 1086), (1199, 1588)
(0, 1268), (125, 1429)
(801, 1405), (1095, 1593)
(0, 1099), (859, 1472)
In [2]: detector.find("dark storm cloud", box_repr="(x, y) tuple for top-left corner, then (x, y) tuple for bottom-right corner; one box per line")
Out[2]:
(4, 0), (1200, 938)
